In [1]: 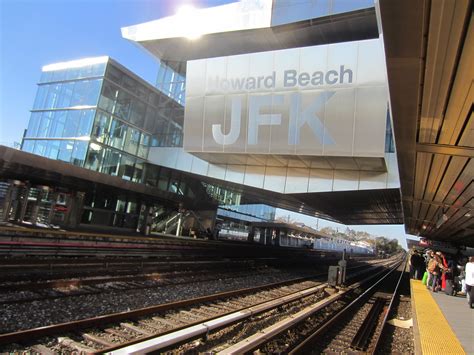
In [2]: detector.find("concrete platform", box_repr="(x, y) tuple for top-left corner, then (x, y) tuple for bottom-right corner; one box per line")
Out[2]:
(411, 280), (473, 354)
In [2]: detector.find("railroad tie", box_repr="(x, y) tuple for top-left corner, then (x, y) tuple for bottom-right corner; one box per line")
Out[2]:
(138, 320), (167, 332)
(104, 328), (134, 340)
(180, 309), (207, 319)
(120, 322), (152, 336)
(30, 344), (56, 355)
(82, 332), (114, 347)
(152, 316), (185, 328)
(165, 313), (193, 325)
(58, 337), (97, 354)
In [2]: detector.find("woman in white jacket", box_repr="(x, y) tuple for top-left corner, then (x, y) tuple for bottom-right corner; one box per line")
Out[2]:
(466, 256), (474, 308)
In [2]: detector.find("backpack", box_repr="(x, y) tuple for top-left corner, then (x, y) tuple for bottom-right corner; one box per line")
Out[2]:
(428, 258), (437, 273)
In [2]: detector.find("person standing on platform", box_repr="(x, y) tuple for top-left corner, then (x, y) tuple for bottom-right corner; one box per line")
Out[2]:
(440, 252), (449, 290)
(409, 250), (418, 279)
(429, 252), (446, 292)
(465, 256), (474, 308)
(416, 251), (425, 280)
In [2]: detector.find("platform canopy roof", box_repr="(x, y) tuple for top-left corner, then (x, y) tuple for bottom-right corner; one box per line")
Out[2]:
(121, 4), (377, 74)
(378, 0), (473, 246)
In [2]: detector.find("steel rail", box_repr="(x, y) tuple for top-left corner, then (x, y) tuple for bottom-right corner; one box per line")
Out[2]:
(108, 283), (331, 354)
(288, 258), (403, 354)
(105, 261), (396, 354)
(0, 273), (325, 345)
(350, 297), (386, 350)
(367, 254), (408, 355)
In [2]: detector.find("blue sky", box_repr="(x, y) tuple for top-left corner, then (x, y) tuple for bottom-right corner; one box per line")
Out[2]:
(0, 0), (415, 248)
(0, 0), (232, 146)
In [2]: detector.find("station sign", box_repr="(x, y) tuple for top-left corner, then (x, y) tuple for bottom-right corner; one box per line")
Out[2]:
(184, 38), (388, 158)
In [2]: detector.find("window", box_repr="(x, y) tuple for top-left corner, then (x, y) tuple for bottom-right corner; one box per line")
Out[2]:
(26, 112), (42, 137)
(71, 141), (87, 166)
(37, 112), (53, 137)
(101, 148), (121, 176)
(92, 112), (111, 144)
(57, 82), (74, 107)
(99, 81), (118, 113)
(130, 100), (146, 127)
(44, 84), (61, 109)
(119, 154), (135, 181)
(115, 91), (132, 121)
(137, 134), (150, 158)
(124, 128), (140, 155)
(85, 143), (104, 171)
(22, 139), (35, 153)
(33, 85), (48, 109)
(106, 65), (123, 85)
(77, 109), (95, 137)
(63, 110), (80, 137)
(109, 119), (127, 150)
(57, 140), (74, 162)
(133, 160), (144, 183)
(51, 110), (67, 137)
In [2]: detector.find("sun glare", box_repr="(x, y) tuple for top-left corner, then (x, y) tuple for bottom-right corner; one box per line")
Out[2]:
(176, 4), (203, 40)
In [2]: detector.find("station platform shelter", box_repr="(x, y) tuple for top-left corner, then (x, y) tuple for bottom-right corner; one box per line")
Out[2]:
(411, 280), (473, 354)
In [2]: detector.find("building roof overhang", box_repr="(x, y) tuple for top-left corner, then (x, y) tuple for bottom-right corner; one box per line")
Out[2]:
(0, 146), (216, 211)
(122, 8), (378, 74)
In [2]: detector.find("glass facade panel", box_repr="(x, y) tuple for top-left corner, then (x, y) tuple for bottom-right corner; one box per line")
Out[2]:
(92, 111), (111, 143)
(33, 85), (48, 109)
(22, 139), (35, 153)
(114, 91), (132, 121)
(46, 139), (60, 160)
(106, 64), (123, 85)
(57, 140), (74, 162)
(101, 148), (121, 176)
(119, 154), (135, 181)
(34, 79), (102, 110)
(40, 61), (106, 83)
(37, 112), (53, 137)
(137, 133), (149, 158)
(57, 82), (74, 108)
(133, 160), (144, 183)
(26, 112), (42, 137)
(71, 141), (88, 166)
(156, 60), (185, 105)
(124, 128), (139, 155)
(99, 81), (118, 113)
(109, 119), (127, 150)
(63, 110), (81, 137)
(85, 143), (104, 171)
(78, 110), (95, 137)
(130, 100), (146, 127)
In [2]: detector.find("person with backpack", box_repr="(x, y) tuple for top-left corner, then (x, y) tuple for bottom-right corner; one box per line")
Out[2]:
(426, 250), (435, 288)
(429, 252), (447, 292)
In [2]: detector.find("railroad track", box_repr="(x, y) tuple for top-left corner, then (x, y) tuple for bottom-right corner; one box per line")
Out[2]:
(0, 258), (384, 305)
(0, 258), (398, 354)
(0, 266), (290, 305)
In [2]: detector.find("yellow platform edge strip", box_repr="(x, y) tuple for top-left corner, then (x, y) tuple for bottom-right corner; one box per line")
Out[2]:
(411, 280), (466, 355)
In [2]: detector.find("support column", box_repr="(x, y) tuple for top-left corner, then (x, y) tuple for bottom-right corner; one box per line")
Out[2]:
(176, 212), (183, 237)
(247, 226), (255, 243)
(1, 181), (14, 222)
(265, 228), (273, 246)
(274, 228), (281, 246)
(31, 188), (44, 226)
(17, 185), (30, 223)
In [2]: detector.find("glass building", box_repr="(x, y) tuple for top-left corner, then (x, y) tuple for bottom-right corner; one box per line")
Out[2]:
(22, 57), (184, 183)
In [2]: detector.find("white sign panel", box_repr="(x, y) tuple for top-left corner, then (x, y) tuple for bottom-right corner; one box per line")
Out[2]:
(184, 39), (387, 157)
